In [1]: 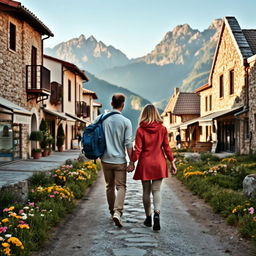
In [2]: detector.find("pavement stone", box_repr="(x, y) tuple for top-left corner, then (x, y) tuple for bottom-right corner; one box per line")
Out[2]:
(0, 150), (81, 187)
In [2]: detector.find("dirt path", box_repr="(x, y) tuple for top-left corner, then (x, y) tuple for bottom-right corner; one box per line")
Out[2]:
(35, 171), (254, 256)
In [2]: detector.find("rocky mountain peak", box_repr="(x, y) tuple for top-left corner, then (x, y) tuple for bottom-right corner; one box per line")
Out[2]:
(88, 35), (97, 42)
(208, 19), (222, 30)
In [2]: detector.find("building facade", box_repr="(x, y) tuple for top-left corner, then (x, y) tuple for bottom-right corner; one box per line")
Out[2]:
(0, 0), (53, 161)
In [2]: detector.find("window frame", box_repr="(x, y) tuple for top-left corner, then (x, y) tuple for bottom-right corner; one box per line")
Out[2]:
(9, 22), (16, 52)
(68, 80), (71, 102)
(219, 74), (224, 98)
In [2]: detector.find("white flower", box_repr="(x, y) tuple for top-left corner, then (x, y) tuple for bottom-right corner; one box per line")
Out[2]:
(49, 210), (53, 212)
(5, 234), (12, 238)
(23, 206), (29, 210)
(28, 214), (34, 217)
(0, 237), (4, 241)
(22, 214), (28, 220)
(40, 214), (45, 217)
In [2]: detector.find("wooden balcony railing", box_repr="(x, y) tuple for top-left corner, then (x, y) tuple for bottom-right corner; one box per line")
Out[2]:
(76, 101), (89, 118)
(26, 65), (51, 96)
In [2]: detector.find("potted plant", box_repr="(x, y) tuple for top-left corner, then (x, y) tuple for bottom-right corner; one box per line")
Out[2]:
(31, 148), (42, 159)
(47, 135), (54, 155)
(39, 119), (49, 157)
(29, 131), (43, 159)
(57, 124), (65, 152)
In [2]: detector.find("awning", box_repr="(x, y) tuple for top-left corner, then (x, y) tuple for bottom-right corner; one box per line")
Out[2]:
(44, 109), (70, 120)
(198, 106), (243, 125)
(65, 113), (89, 124)
(179, 117), (200, 129)
(0, 96), (31, 124)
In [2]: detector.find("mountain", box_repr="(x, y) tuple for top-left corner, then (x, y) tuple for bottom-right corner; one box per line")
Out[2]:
(84, 72), (155, 135)
(98, 19), (222, 101)
(45, 34), (131, 74)
(45, 19), (222, 104)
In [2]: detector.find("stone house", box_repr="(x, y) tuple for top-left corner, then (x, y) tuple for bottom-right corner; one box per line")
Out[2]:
(162, 88), (200, 148)
(169, 17), (256, 154)
(0, 0), (53, 161)
(43, 55), (93, 150)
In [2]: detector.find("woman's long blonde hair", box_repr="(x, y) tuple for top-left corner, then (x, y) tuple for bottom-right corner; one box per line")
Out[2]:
(138, 104), (163, 125)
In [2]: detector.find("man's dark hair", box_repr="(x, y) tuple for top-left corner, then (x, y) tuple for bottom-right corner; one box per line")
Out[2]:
(112, 93), (125, 109)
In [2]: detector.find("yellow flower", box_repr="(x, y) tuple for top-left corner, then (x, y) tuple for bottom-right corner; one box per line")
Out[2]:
(232, 208), (237, 214)
(1, 243), (10, 248)
(3, 247), (11, 256)
(8, 206), (15, 212)
(1, 218), (9, 223)
(7, 237), (24, 249)
(19, 224), (30, 229)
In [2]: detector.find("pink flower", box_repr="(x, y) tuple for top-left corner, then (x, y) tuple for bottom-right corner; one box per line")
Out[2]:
(49, 195), (55, 198)
(19, 221), (25, 224)
(19, 209), (24, 214)
(0, 227), (8, 233)
(29, 202), (35, 207)
(53, 191), (59, 194)
(3, 208), (9, 212)
(31, 189), (35, 193)
(248, 207), (254, 215)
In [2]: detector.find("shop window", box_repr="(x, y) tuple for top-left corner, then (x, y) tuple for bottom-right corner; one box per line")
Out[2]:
(219, 75), (224, 98)
(9, 22), (16, 51)
(229, 70), (234, 95)
(0, 123), (13, 162)
(68, 80), (71, 101)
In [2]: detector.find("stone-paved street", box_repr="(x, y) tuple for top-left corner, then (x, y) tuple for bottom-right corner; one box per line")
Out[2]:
(36, 171), (253, 256)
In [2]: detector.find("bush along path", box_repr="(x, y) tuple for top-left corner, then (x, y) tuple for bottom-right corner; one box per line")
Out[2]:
(175, 153), (256, 245)
(0, 159), (100, 256)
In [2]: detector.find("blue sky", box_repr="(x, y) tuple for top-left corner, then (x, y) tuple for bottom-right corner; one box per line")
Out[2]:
(21, 0), (255, 58)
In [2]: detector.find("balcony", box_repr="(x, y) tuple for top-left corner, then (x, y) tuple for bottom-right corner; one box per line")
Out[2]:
(50, 82), (63, 105)
(26, 65), (51, 100)
(76, 101), (89, 118)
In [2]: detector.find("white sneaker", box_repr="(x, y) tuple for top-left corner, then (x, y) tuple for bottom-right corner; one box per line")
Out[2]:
(113, 212), (123, 227)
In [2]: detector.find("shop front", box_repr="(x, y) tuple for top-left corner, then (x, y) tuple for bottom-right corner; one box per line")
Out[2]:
(0, 97), (31, 162)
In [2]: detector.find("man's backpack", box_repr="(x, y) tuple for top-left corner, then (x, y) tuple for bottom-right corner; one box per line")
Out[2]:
(81, 112), (120, 159)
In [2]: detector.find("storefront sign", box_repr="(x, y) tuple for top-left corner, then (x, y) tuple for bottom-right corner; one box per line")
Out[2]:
(13, 114), (31, 124)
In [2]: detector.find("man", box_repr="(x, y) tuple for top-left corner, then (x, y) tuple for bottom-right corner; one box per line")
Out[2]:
(99, 93), (133, 227)
(175, 129), (181, 149)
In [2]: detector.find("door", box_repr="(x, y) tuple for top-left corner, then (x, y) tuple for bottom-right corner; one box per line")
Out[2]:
(31, 46), (37, 88)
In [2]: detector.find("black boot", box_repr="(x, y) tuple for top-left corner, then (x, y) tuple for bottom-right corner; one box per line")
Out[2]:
(144, 215), (152, 227)
(153, 212), (160, 231)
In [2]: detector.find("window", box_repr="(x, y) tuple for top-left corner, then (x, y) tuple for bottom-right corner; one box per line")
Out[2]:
(229, 70), (234, 95)
(206, 126), (208, 141)
(68, 80), (71, 101)
(169, 113), (172, 124)
(205, 96), (208, 112)
(255, 114), (256, 132)
(219, 75), (224, 98)
(209, 95), (212, 111)
(9, 22), (16, 51)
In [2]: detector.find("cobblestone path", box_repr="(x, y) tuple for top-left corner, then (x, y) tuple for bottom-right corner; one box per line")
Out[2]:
(37, 172), (252, 256)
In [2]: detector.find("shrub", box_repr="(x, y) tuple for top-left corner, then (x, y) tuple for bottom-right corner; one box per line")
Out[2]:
(29, 131), (43, 142)
(200, 152), (220, 162)
(28, 172), (53, 187)
(57, 124), (65, 147)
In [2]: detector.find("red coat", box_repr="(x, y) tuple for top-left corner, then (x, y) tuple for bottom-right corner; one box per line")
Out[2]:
(132, 122), (174, 181)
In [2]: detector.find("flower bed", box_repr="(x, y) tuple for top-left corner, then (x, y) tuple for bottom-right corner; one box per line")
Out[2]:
(0, 160), (100, 256)
(174, 153), (256, 243)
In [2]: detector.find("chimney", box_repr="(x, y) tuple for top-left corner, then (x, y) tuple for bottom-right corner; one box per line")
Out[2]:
(174, 88), (179, 95)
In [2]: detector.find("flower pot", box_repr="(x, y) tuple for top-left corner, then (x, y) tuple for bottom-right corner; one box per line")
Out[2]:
(58, 146), (64, 152)
(42, 149), (49, 157)
(33, 151), (42, 159)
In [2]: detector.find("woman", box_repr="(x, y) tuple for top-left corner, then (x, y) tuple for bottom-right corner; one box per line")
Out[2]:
(128, 104), (177, 231)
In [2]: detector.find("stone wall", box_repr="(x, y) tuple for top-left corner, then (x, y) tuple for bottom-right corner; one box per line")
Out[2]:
(0, 11), (44, 159)
(248, 57), (256, 153)
(200, 87), (213, 117)
(210, 26), (246, 111)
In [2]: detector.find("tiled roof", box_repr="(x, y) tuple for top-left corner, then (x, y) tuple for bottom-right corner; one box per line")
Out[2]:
(0, 0), (53, 36)
(242, 30), (256, 55)
(172, 93), (200, 115)
(225, 17), (253, 58)
(83, 88), (98, 99)
(44, 55), (89, 81)
(194, 83), (211, 93)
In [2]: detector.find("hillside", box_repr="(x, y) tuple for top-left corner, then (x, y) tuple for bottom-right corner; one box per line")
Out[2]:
(84, 72), (154, 135)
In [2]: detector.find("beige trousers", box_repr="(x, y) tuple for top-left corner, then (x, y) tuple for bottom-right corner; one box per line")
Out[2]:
(102, 162), (127, 215)
(141, 179), (163, 216)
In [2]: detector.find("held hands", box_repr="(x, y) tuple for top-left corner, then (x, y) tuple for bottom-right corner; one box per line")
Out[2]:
(127, 162), (135, 172)
(170, 159), (177, 175)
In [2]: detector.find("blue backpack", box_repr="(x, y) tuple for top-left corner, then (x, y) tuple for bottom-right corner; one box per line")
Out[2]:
(81, 112), (120, 159)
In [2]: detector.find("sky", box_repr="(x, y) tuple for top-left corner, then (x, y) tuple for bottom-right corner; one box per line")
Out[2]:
(21, 0), (256, 59)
